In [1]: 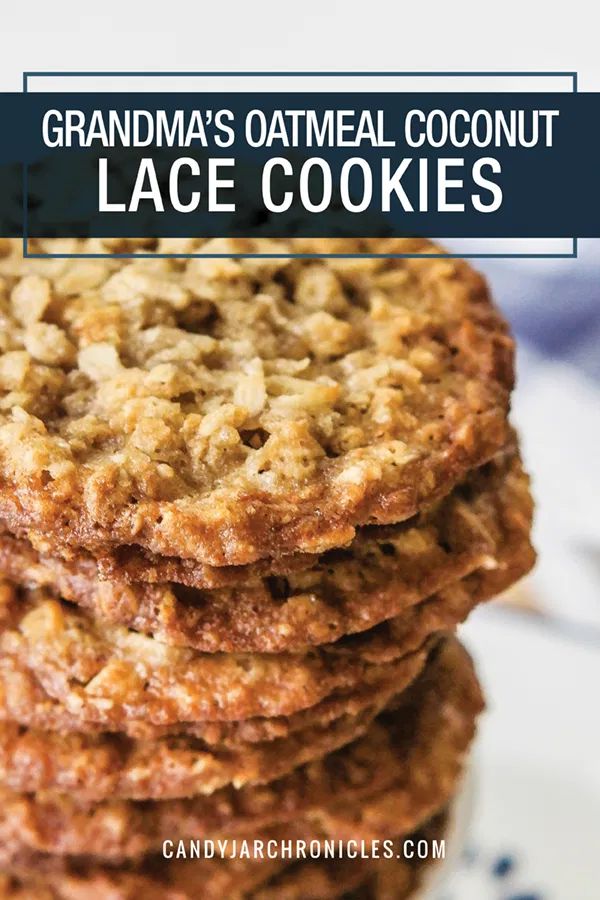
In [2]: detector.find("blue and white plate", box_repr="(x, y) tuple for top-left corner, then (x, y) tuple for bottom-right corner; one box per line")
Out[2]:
(435, 606), (600, 900)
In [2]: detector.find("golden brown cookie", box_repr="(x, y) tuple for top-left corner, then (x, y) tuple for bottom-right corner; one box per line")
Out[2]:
(0, 238), (513, 566)
(0, 451), (532, 652)
(0, 811), (447, 900)
(0, 637), (483, 863)
(0, 459), (533, 730)
(0, 845), (285, 900)
(254, 812), (449, 900)
(0, 647), (427, 801)
(0, 647), (430, 743)
(0, 547), (509, 728)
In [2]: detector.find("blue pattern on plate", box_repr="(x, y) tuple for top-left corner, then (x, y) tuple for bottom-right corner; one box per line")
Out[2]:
(438, 845), (545, 899)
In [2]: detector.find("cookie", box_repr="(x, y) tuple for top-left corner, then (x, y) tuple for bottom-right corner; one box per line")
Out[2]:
(0, 637), (483, 863)
(0, 647), (430, 743)
(0, 537), (515, 727)
(0, 647), (427, 801)
(254, 812), (449, 900)
(0, 451), (532, 652)
(0, 843), (285, 900)
(0, 811), (447, 900)
(0, 238), (513, 566)
(0, 455), (533, 729)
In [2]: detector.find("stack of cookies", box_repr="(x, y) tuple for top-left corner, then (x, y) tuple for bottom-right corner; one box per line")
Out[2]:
(0, 237), (534, 899)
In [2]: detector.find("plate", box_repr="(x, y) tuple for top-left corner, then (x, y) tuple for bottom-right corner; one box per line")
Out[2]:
(415, 767), (476, 899)
(437, 606), (600, 900)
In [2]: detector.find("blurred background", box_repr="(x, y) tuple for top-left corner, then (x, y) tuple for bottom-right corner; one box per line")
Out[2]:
(448, 238), (600, 633)
(441, 238), (600, 900)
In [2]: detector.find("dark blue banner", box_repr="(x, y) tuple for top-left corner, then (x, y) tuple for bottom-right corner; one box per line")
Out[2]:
(0, 91), (598, 238)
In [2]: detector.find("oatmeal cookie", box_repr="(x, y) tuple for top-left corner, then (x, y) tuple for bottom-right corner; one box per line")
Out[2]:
(0, 845), (286, 900)
(0, 534), (526, 727)
(0, 648), (427, 801)
(0, 813), (447, 900)
(0, 450), (532, 652)
(0, 237), (513, 565)
(0, 647), (430, 743)
(0, 637), (481, 862)
(253, 812), (449, 900)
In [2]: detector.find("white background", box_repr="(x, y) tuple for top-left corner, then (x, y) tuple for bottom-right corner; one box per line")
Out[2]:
(1, 1), (598, 91)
